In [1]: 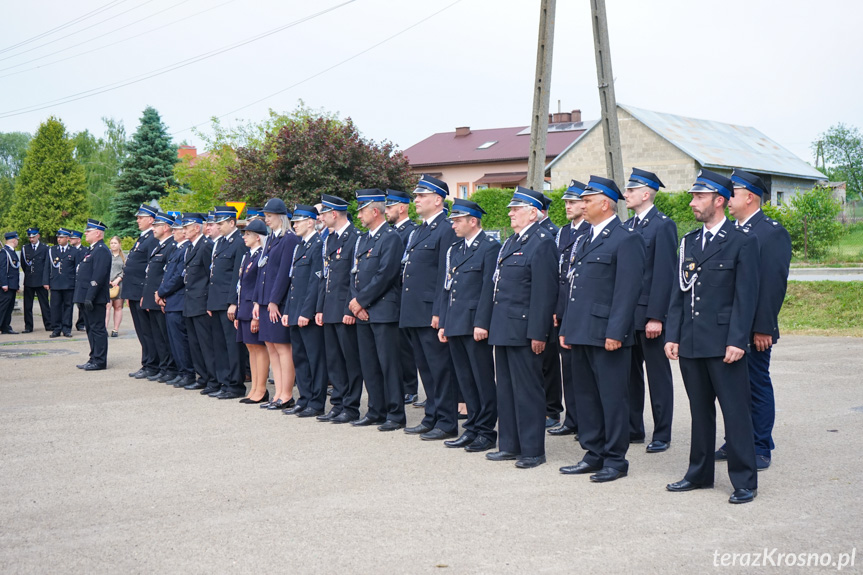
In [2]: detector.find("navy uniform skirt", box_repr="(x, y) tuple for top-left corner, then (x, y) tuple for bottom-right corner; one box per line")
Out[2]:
(258, 307), (291, 344)
(237, 319), (263, 346)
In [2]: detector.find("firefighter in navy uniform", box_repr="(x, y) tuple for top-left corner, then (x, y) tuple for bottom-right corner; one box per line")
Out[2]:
(1, 232), (21, 334)
(724, 168), (792, 470)
(123, 204), (160, 379)
(437, 199), (500, 453)
(315, 194), (363, 424)
(486, 186), (558, 469)
(157, 217), (196, 388)
(548, 180), (590, 438)
(348, 190), (406, 430)
(400, 175), (460, 441)
(44, 228), (78, 338)
(21, 228), (52, 333)
(141, 213), (178, 383)
(622, 168), (678, 453)
(385, 188), (421, 406)
(181, 213), (217, 393)
(558, 176), (645, 483)
(69, 230), (86, 331)
(73, 219), (112, 370)
(665, 169), (760, 505)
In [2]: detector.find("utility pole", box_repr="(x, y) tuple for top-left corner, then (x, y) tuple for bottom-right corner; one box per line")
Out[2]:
(590, 0), (627, 217)
(526, 0), (556, 194)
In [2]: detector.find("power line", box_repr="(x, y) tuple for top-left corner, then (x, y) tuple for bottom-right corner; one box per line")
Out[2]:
(173, 0), (465, 135)
(0, 0), (159, 63)
(0, 1), (357, 119)
(0, 0), (129, 55)
(0, 0), (200, 75)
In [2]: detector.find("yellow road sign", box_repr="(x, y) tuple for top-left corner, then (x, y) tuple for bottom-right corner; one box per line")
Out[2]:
(226, 201), (246, 217)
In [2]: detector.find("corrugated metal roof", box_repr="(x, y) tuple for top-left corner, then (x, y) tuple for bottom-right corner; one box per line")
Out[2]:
(620, 104), (824, 181)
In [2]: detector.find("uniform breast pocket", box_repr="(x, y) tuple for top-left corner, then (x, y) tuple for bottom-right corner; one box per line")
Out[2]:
(585, 253), (613, 278)
(707, 260), (734, 287)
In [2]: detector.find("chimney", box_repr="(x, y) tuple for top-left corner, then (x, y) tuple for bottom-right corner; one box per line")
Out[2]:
(571, 109), (582, 123)
(455, 126), (471, 137)
(552, 112), (572, 123)
(178, 145), (197, 159)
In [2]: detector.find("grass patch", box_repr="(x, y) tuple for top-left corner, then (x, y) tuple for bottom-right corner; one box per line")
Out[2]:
(780, 281), (863, 336)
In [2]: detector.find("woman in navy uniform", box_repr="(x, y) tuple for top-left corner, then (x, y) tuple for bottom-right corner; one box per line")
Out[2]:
(437, 199), (500, 453)
(73, 220), (112, 370)
(486, 186), (558, 469)
(235, 219), (269, 404)
(44, 229), (78, 338)
(254, 198), (300, 410)
(665, 169), (760, 504)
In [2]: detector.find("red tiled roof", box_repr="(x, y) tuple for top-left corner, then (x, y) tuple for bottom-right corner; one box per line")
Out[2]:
(403, 124), (591, 167)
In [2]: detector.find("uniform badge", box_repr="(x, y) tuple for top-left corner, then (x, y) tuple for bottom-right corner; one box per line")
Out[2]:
(90, 280), (97, 286)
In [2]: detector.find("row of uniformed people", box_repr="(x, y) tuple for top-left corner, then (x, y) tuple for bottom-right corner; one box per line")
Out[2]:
(0, 227), (87, 336)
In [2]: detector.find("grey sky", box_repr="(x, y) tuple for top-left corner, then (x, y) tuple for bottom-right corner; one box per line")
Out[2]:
(1, 0), (860, 166)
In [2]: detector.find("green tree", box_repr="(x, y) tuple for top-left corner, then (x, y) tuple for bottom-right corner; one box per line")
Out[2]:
(782, 186), (844, 259)
(0, 131), (31, 180)
(8, 117), (88, 240)
(813, 123), (863, 200)
(73, 118), (127, 225)
(111, 106), (177, 236)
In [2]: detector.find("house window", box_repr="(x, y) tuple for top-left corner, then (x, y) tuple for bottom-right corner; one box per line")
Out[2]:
(477, 141), (497, 150)
(457, 183), (469, 199)
(475, 184), (489, 191)
(776, 191), (784, 206)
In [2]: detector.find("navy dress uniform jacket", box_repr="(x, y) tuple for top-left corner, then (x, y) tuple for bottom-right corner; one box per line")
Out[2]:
(120, 229), (158, 300)
(207, 230), (244, 311)
(158, 241), (188, 313)
(624, 206), (677, 330)
(744, 212), (792, 342)
(488, 224), (558, 346)
(21, 242), (49, 287)
(554, 220), (590, 321)
(73, 241), (111, 304)
(183, 237), (213, 318)
(2, 245), (20, 290)
(285, 233), (324, 325)
(236, 250), (260, 322)
(254, 231), (300, 309)
(43, 245), (78, 290)
(400, 211), (456, 327)
(666, 221), (759, 357)
(394, 219), (417, 253)
(318, 224), (362, 323)
(142, 239), (176, 310)
(438, 232), (499, 337)
(560, 220), (645, 347)
(351, 225), (403, 323)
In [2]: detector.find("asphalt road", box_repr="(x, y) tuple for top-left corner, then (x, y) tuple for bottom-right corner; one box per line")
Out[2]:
(1, 312), (861, 574)
(789, 267), (863, 282)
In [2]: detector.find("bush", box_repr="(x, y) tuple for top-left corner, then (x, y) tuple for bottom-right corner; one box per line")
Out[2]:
(781, 186), (843, 259)
(655, 190), (699, 238)
(121, 237), (137, 251)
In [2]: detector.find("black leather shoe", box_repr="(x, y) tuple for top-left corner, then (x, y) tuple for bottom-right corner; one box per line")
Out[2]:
(351, 415), (385, 427)
(296, 407), (324, 418)
(62, 333), (73, 338)
(629, 436), (645, 444)
(515, 454), (546, 469)
(184, 382), (206, 390)
(138, 370), (157, 380)
(420, 428), (457, 441)
(560, 461), (602, 475)
(76, 363), (92, 370)
(243, 391), (269, 405)
(330, 412), (358, 424)
(177, 377), (197, 388)
(729, 488), (757, 504)
(589, 467), (628, 483)
(316, 409), (338, 422)
(129, 369), (147, 378)
(714, 447), (728, 460)
(49, 332), (62, 338)
(545, 417), (560, 428)
(666, 479), (713, 492)
(378, 421), (405, 432)
(1, 329), (19, 334)
(283, 402), (305, 414)
(444, 433), (476, 448)
(158, 373), (176, 383)
(147, 371), (165, 382)
(205, 389), (223, 397)
(756, 455), (771, 470)
(646, 440), (670, 453)
(165, 375), (182, 385)
(22, 329), (33, 334)
(84, 364), (106, 371)
(465, 436), (495, 453)
(485, 450), (518, 461)
(412, 400), (426, 408)
(404, 393), (418, 404)
(547, 424), (577, 436)
(404, 423), (433, 435)
(269, 400), (289, 411)
(218, 392), (244, 400)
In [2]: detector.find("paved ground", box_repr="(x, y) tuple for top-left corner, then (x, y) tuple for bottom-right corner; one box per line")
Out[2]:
(1, 308), (861, 574)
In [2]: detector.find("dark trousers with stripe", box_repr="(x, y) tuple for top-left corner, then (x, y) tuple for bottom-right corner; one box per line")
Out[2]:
(186, 313), (215, 388)
(290, 324), (328, 412)
(50, 289), (74, 335)
(146, 308), (177, 377)
(495, 345), (545, 457)
(83, 304), (108, 368)
(748, 347), (775, 457)
(211, 310), (244, 395)
(542, 324), (564, 419)
(166, 311), (194, 378)
(357, 322), (404, 424)
(324, 322), (363, 419)
(406, 326), (458, 434)
(128, 300), (158, 372)
(23, 286), (51, 331)
(628, 330), (674, 442)
(448, 334), (497, 442)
